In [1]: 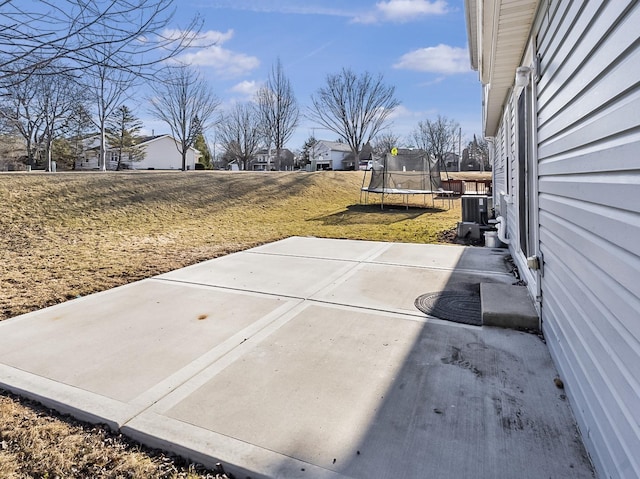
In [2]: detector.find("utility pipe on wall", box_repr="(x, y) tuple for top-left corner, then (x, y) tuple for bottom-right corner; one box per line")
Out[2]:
(496, 216), (510, 245)
(496, 191), (511, 244)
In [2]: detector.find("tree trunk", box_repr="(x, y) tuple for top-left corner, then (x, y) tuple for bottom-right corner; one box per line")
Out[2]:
(46, 142), (52, 172)
(100, 127), (107, 171)
(26, 139), (34, 169)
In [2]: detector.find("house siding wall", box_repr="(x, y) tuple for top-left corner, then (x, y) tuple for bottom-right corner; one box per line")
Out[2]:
(533, 1), (640, 478)
(330, 150), (348, 170)
(312, 144), (332, 169)
(133, 137), (196, 170)
(313, 142), (351, 170)
(493, 87), (537, 290)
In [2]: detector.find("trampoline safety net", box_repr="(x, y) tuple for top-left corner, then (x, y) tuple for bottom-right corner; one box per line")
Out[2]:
(366, 152), (443, 192)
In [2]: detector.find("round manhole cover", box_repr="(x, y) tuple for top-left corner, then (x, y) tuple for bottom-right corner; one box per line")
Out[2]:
(414, 290), (482, 326)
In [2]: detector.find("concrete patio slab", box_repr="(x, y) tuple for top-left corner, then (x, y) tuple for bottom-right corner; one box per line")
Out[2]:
(0, 280), (300, 426)
(0, 237), (595, 479)
(312, 262), (513, 317)
(156, 303), (424, 469)
(158, 250), (357, 298)
(371, 242), (511, 273)
(249, 236), (390, 261)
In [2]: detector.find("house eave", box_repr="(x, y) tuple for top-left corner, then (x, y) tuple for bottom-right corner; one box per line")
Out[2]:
(466, 0), (540, 136)
(465, 0), (479, 71)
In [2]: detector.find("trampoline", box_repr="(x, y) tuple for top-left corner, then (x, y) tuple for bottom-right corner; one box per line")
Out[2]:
(360, 151), (454, 209)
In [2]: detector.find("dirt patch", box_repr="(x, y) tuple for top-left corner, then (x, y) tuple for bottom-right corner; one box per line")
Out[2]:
(435, 226), (485, 246)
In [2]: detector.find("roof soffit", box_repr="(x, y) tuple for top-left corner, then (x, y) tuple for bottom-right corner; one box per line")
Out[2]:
(478, 0), (540, 135)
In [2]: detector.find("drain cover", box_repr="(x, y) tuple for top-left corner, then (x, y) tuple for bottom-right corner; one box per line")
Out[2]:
(414, 290), (482, 326)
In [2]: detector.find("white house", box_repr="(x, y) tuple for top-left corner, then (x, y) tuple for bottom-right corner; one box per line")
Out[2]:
(132, 135), (200, 170)
(311, 140), (352, 170)
(465, 1), (639, 478)
(310, 140), (375, 170)
(76, 134), (200, 170)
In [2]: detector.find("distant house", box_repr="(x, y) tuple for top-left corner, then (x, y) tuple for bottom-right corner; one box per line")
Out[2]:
(311, 141), (352, 170)
(250, 149), (270, 171)
(250, 148), (295, 171)
(442, 152), (460, 172)
(311, 141), (373, 170)
(466, 1), (639, 478)
(75, 134), (200, 170)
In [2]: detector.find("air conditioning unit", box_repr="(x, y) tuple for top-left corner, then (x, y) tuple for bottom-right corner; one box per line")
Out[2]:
(461, 195), (490, 224)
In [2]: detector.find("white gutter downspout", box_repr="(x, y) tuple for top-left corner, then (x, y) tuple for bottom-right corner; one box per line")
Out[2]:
(496, 216), (510, 244)
(496, 191), (511, 244)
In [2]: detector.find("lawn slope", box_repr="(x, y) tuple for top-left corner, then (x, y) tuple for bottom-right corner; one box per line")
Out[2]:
(1, 171), (460, 321)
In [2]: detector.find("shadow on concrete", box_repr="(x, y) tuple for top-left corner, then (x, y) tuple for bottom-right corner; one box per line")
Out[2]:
(264, 246), (595, 478)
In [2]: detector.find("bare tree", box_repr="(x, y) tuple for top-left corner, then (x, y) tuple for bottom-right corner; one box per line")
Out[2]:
(412, 115), (460, 170)
(255, 58), (299, 168)
(307, 68), (400, 170)
(0, 0), (203, 85)
(84, 40), (140, 171)
(476, 137), (490, 171)
(0, 62), (87, 170)
(217, 102), (262, 171)
(37, 71), (88, 171)
(0, 68), (44, 167)
(2, 1), (206, 172)
(148, 66), (220, 170)
(373, 131), (401, 158)
(463, 135), (490, 171)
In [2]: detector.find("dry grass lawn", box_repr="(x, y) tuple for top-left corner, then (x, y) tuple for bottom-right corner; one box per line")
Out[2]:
(0, 170), (473, 477)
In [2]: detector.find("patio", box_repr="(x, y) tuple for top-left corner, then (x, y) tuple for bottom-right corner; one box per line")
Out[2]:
(0, 237), (595, 478)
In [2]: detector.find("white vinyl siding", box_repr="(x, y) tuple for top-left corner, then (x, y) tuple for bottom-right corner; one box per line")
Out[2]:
(132, 136), (197, 170)
(534, 1), (640, 478)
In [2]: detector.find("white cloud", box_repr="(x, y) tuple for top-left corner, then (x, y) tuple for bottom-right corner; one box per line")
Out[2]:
(230, 80), (261, 97)
(354, 0), (448, 24)
(191, 29), (235, 47)
(178, 47), (259, 77)
(394, 44), (470, 74)
(170, 29), (260, 78)
(163, 28), (234, 47)
(388, 104), (423, 121)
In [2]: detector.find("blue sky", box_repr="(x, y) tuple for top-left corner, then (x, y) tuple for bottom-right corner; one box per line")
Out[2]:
(145, 0), (480, 152)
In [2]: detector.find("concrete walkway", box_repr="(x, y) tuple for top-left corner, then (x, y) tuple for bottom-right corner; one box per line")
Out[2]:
(0, 237), (594, 478)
